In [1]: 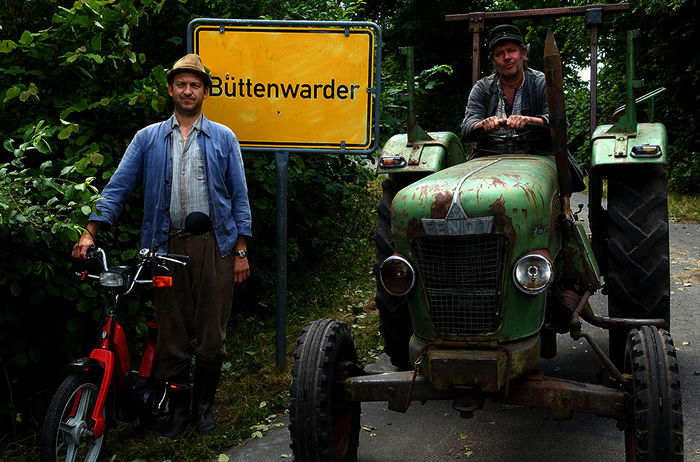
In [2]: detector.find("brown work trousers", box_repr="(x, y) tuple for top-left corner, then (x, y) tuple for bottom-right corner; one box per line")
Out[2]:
(153, 229), (235, 379)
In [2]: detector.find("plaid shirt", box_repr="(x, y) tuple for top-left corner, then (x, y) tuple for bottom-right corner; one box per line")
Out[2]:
(170, 115), (210, 228)
(495, 75), (525, 135)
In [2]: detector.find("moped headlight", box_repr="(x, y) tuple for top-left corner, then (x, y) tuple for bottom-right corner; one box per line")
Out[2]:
(380, 254), (416, 296)
(99, 266), (131, 288)
(512, 252), (553, 295)
(100, 271), (126, 288)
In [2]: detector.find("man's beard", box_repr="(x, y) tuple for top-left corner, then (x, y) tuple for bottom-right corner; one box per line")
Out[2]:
(175, 99), (202, 116)
(498, 62), (524, 84)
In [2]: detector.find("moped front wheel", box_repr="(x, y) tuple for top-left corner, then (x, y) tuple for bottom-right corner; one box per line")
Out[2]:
(40, 374), (106, 462)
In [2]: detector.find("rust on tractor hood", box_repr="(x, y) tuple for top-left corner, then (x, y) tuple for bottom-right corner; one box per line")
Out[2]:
(391, 155), (559, 248)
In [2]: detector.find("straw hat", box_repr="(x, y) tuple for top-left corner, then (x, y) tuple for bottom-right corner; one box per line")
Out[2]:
(166, 54), (212, 88)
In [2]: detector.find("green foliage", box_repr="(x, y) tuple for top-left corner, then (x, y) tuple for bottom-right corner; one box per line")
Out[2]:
(0, 0), (171, 436)
(518, 0), (699, 191)
(260, 0), (367, 20)
(606, 0), (699, 193)
(380, 57), (455, 142)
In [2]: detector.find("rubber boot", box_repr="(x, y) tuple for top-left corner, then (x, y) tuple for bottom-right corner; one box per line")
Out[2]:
(192, 365), (221, 435)
(161, 369), (191, 439)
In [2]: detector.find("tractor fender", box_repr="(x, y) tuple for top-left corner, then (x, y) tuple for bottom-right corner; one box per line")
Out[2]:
(590, 122), (667, 170)
(588, 122), (668, 265)
(377, 131), (466, 175)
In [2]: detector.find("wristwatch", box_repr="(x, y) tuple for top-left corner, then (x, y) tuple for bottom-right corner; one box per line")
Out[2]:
(235, 250), (247, 258)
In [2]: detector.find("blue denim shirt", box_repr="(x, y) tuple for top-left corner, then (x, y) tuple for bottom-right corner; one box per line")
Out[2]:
(90, 114), (252, 257)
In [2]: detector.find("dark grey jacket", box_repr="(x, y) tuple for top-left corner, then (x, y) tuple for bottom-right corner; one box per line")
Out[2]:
(461, 67), (549, 140)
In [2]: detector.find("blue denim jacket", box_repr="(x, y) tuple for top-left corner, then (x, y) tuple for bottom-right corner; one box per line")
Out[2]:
(90, 114), (252, 257)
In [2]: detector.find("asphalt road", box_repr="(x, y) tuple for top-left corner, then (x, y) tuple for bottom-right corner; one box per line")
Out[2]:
(225, 212), (700, 462)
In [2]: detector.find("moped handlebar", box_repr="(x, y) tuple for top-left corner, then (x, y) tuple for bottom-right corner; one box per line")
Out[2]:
(136, 248), (189, 265)
(77, 246), (189, 293)
(76, 213), (208, 291)
(83, 246), (109, 272)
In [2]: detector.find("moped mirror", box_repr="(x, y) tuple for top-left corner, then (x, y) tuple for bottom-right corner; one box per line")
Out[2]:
(184, 212), (211, 235)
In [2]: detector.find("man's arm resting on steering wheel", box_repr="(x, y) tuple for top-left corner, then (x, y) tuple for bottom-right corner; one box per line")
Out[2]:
(474, 115), (547, 133)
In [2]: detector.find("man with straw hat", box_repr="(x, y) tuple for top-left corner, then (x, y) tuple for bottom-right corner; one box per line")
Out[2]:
(73, 53), (252, 438)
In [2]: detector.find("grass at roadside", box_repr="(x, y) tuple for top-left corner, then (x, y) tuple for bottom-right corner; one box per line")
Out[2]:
(669, 191), (700, 223)
(581, 178), (697, 223)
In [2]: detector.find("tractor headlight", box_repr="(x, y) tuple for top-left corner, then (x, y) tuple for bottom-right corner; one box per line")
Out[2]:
(512, 252), (553, 295)
(380, 255), (416, 296)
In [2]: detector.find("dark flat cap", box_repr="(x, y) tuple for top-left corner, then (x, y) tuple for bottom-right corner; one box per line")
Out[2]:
(488, 24), (525, 50)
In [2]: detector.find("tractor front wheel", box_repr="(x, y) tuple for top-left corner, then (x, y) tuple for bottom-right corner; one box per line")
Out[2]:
(289, 319), (361, 462)
(623, 326), (683, 461)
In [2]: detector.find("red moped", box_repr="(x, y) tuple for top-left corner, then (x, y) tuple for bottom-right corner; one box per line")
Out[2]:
(40, 213), (210, 462)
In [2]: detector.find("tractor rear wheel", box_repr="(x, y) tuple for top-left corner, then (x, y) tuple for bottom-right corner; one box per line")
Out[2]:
(374, 175), (418, 370)
(606, 165), (670, 367)
(289, 319), (361, 462)
(623, 326), (683, 461)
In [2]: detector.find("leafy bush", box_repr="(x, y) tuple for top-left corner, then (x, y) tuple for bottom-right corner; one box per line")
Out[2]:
(0, 0), (166, 434)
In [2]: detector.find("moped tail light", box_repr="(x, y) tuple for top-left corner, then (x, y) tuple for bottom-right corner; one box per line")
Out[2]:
(512, 251), (553, 295)
(380, 254), (416, 296)
(152, 276), (172, 288)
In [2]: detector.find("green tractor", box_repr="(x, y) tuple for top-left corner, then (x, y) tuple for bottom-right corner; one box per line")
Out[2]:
(289, 5), (682, 461)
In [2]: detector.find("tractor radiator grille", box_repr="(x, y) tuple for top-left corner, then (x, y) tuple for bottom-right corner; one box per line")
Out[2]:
(412, 235), (506, 335)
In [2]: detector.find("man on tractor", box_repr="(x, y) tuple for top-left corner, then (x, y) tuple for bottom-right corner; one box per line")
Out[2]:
(460, 23), (584, 191)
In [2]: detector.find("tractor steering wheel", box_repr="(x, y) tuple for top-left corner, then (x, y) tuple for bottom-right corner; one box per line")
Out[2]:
(471, 121), (550, 155)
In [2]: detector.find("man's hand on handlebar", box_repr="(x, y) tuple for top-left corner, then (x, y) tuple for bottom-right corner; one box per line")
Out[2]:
(72, 233), (95, 262)
(72, 221), (102, 262)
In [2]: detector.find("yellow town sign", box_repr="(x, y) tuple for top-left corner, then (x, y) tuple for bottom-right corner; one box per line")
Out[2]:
(192, 23), (379, 152)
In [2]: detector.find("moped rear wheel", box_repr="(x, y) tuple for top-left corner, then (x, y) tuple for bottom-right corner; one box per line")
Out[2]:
(40, 374), (106, 462)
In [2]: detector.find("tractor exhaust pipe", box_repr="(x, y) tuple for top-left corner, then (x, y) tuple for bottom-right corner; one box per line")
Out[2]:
(544, 30), (572, 219)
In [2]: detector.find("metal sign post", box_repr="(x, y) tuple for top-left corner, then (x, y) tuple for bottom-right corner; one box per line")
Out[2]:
(275, 151), (288, 367)
(189, 19), (381, 367)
